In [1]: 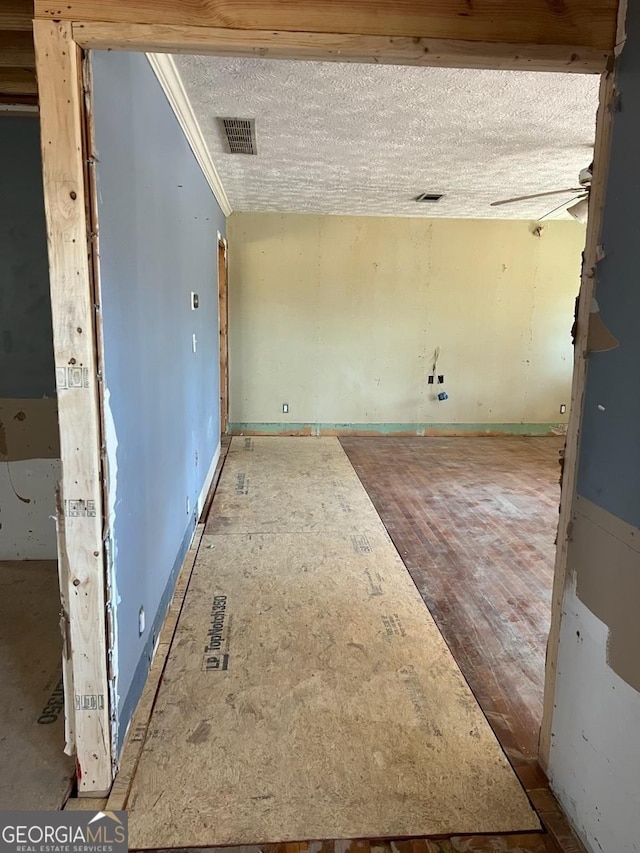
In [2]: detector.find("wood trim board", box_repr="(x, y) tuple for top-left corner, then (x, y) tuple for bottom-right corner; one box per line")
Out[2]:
(218, 237), (229, 436)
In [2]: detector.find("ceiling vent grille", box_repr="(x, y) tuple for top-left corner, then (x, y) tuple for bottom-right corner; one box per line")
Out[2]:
(415, 193), (444, 202)
(219, 118), (257, 155)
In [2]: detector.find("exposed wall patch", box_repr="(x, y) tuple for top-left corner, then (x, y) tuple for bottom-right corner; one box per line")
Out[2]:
(0, 399), (59, 463)
(569, 495), (640, 692)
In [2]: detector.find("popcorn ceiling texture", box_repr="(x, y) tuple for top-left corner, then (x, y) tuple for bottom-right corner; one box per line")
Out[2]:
(174, 56), (599, 220)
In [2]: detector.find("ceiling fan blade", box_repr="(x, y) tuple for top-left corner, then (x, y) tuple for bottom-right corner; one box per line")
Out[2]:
(490, 188), (584, 207)
(538, 193), (588, 221)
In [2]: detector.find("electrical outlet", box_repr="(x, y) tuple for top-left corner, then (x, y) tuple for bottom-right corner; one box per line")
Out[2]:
(283, 403), (289, 414)
(560, 403), (567, 414)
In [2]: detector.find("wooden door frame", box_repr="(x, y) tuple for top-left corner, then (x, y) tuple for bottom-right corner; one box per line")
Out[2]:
(218, 233), (229, 435)
(33, 0), (622, 793)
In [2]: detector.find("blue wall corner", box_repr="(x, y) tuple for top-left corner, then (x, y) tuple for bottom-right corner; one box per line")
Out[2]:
(90, 50), (226, 744)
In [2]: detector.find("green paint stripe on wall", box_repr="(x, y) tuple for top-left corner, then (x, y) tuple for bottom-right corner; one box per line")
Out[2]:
(229, 422), (568, 437)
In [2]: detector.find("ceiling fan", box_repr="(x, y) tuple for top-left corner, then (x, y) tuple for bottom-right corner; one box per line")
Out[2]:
(490, 164), (592, 222)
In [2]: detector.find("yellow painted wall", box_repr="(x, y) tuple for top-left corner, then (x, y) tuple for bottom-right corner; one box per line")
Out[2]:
(228, 213), (585, 431)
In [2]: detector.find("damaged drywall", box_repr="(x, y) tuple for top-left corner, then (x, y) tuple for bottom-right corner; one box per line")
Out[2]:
(0, 399), (59, 462)
(0, 115), (59, 559)
(569, 496), (640, 692)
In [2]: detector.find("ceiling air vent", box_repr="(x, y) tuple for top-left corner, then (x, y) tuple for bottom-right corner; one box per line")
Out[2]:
(415, 193), (444, 202)
(219, 118), (257, 155)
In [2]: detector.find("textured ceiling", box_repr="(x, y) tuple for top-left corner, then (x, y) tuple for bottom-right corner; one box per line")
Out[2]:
(174, 56), (599, 220)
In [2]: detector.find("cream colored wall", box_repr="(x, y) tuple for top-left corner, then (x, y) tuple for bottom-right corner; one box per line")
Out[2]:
(228, 213), (585, 430)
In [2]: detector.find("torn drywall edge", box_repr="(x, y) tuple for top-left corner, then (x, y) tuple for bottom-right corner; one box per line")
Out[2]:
(616, 0), (629, 55)
(197, 440), (221, 519)
(569, 495), (640, 693)
(54, 482), (76, 757)
(103, 386), (121, 766)
(548, 574), (640, 853)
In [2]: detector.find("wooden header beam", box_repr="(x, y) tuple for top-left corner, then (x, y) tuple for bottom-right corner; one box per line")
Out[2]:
(71, 22), (608, 73)
(34, 0), (618, 50)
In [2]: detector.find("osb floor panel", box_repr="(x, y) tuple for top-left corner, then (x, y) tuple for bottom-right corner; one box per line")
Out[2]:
(126, 437), (538, 848)
(339, 436), (563, 763)
(0, 561), (74, 809)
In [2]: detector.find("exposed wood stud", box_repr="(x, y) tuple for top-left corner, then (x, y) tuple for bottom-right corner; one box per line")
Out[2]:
(33, 17), (112, 795)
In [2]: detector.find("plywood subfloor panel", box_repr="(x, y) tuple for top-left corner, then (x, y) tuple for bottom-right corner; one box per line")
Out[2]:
(0, 561), (74, 809)
(126, 438), (538, 847)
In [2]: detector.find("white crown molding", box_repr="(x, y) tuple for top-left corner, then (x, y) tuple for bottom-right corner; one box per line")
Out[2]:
(147, 53), (232, 217)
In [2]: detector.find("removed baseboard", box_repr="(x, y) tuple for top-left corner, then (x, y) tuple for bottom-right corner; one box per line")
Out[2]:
(229, 422), (569, 437)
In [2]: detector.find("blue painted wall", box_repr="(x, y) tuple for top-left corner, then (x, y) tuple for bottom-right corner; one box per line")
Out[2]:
(0, 116), (55, 399)
(577, 0), (640, 528)
(91, 51), (225, 743)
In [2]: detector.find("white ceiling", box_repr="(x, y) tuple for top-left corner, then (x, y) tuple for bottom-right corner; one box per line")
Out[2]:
(174, 56), (599, 220)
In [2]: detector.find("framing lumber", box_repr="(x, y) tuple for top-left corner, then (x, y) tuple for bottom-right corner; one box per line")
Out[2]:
(33, 18), (112, 794)
(0, 31), (36, 66)
(0, 0), (33, 31)
(34, 0), (617, 52)
(71, 22), (608, 73)
(0, 67), (36, 95)
(538, 66), (618, 769)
